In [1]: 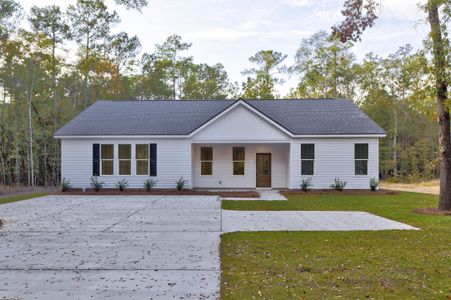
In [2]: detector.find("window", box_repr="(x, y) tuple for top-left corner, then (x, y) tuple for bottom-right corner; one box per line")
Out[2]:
(101, 144), (114, 175)
(233, 147), (245, 175)
(355, 143), (368, 175)
(118, 144), (131, 175)
(301, 144), (315, 175)
(136, 144), (149, 175)
(200, 147), (213, 175)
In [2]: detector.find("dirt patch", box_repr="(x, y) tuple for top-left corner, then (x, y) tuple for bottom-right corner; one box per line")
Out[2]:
(52, 188), (260, 198)
(281, 189), (398, 197)
(412, 207), (451, 216)
(381, 181), (439, 195)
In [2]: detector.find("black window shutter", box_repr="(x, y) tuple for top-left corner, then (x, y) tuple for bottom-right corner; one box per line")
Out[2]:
(149, 143), (157, 176)
(93, 144), (100, 176)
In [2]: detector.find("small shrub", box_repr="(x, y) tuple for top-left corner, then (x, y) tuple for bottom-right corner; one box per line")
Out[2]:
(90, 176), (105, 192)
(61, 177), (71, 192)
(370, 177), (379, 192)
(143, 178), (157, 191)
(176, 177), (186, 191)
(300, 177), (313, 192)
(115, 178), (128, 191)
(330, 178), (347, 191)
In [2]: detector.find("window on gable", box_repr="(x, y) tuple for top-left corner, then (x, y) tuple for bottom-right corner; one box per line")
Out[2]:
(201, 147), (213, 175)
(233, 147), (245, 175)
(355, 143), (368, 175)
(119, 144), (131, 175)
(301, 144), (315, 175)
(101, 144), (114, 175)
(136, 144), (149, 175)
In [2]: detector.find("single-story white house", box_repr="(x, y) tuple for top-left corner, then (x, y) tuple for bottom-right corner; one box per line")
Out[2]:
(54, 99), (386, 190)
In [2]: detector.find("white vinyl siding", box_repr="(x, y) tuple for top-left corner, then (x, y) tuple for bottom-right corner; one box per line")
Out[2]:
(61, 138), (191, 189)
(290, 138), (379, 189)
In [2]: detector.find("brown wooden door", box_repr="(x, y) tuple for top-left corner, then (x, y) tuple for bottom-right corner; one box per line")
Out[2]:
(256, 153), (271, 187)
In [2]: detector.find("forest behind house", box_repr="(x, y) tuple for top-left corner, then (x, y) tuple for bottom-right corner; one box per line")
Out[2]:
(0, 0), (449, 187)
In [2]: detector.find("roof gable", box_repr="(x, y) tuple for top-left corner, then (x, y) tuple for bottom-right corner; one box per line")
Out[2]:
(191, 101), (290, 141)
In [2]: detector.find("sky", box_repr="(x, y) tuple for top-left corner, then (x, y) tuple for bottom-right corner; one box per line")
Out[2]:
(20, 0), (429, 96)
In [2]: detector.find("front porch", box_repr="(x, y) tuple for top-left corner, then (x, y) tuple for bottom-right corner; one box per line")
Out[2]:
(191, 143), (290, 189)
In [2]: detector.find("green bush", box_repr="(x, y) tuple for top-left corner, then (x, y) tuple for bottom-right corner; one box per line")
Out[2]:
(115, 178), (128, 191)
(300, 177), (313, 192)
(143, 178), (157, 191)
(370, 177), (379, 192)
(61, 177), (71, 192)
(90, 176), (105, 192)
(176, 177), (186, 191)
(330, 178), (347, 191)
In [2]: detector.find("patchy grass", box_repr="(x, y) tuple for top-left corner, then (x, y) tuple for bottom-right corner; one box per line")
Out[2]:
(381, 180), (439, 195)
(0, 192), (48, 205)
(221, 192), (451, 299)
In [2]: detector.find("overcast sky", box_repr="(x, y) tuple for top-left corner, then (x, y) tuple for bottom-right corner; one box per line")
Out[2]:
(21, 0), (429, 96)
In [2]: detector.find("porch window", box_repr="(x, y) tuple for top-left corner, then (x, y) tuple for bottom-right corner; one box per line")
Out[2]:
(101, 144), (114, 175)
(301, 144), (315, 175)
(355, 143), (368, 175)
(136, 144), (149, 175)
(119, 144), (131, 175)
(233, 147), (245, 175)
(201, 147), (213, 175)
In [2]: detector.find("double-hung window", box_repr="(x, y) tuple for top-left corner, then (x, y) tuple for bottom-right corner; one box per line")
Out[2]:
(118, 144), (131, 175)
(355, 143), (368, 175)
(136, 144), (149, 175)
(201, 147), (213, 175)
(101, 144), (114, 175)
(233, 147), (245, 175)
(301, 144), (315, 175)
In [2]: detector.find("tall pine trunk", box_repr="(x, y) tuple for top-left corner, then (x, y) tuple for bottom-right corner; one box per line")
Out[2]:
(428, 4), (451, 210)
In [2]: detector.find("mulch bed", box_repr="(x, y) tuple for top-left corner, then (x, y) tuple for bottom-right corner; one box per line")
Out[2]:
(52, 188), (260, 198)
(281, 189), (398, 197)
(412, 207), (451, 216)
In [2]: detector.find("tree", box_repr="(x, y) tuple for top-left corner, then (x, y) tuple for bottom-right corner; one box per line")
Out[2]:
(107, 32), (141, 73)
(241, 50), (287, 99)
(182, 63), (230, 99)
(0, 0), (21, 39)
(67, 0), (119, 108)
(290, 31), (356, 98)
(333, 0), (450, 210)
(155, 34), (192, 100)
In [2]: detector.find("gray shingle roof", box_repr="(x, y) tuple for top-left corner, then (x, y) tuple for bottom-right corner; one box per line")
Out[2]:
(54, 99), (386, 136)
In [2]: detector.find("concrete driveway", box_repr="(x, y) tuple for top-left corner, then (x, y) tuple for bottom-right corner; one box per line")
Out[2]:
(0, 195), (416, 299)
(0, 195), (221, 299)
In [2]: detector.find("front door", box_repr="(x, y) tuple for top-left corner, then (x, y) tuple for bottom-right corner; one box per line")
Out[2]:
(256, 153), (271, 188)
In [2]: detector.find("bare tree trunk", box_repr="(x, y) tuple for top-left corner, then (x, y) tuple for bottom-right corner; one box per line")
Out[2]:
(27, 62), (37, 187)
(428, 4), (451, 210)
(393, 101), (398, 178)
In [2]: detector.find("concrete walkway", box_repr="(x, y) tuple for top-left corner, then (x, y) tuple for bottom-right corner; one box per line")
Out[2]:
(223, 189), (287, 201)
(222, 210), (417, 232)
(0, 195), (417, 299)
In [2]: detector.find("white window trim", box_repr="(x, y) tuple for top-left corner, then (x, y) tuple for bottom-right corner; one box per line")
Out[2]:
(135, 144), (150, 176)
(355, 143), (369, 176)
(118, 144), (132, 176)
(301, 144), (315, 176)
(100, 144), (114, 176)
(200, 147), (213, 176)
(232, 147), (245, 176)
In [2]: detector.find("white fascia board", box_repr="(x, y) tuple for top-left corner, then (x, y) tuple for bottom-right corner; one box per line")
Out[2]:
(54, 135), (189, 139)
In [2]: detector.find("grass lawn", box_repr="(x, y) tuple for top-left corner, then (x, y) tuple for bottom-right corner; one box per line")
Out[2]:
(221, 192), (451, 299)
(0, 192), (48, 205)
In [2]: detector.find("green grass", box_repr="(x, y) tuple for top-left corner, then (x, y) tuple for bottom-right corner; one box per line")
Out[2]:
(0, 192), (48, 205)
(221, 192), (451, 299)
